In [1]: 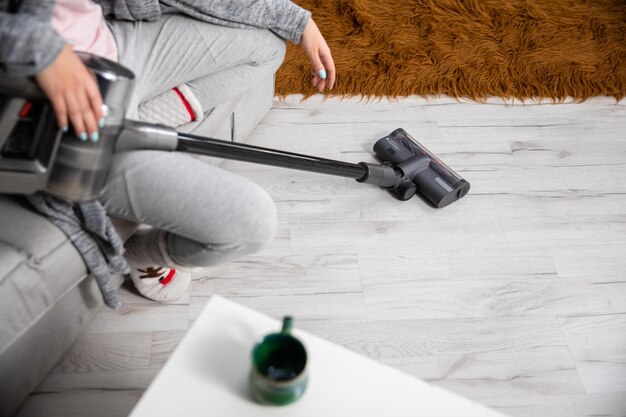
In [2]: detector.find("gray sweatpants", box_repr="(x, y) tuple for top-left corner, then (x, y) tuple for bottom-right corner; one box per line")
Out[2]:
(100, 14), (284, 267)
(107, 13), (287, 119)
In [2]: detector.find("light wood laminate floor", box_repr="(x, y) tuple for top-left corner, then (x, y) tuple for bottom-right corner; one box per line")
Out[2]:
(16, 96), (626, 417)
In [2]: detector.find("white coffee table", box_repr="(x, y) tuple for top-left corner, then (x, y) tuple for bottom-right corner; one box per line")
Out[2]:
(129, 296), (508, 417)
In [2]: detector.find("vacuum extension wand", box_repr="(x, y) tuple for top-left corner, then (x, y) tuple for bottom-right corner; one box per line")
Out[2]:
(0, 53), (469, 208)
(116, 120), (401, 192)
(177, 133), (370, 180)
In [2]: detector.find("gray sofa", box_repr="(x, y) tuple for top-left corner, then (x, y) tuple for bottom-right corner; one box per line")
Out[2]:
(0, 76), (275, 417)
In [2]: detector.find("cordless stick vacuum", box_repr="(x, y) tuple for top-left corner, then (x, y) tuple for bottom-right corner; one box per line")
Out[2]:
(0, 53), (470, 208)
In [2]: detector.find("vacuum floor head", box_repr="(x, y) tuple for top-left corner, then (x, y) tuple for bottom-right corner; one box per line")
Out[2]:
(373, 128), (470, 208)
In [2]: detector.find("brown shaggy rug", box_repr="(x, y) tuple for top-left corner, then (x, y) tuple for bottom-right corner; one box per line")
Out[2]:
(275, 0), (626, 101)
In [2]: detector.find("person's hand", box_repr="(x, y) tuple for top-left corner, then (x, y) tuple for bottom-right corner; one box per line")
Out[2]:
(300, 18), (335, 92)
(34, 44), (104, 142)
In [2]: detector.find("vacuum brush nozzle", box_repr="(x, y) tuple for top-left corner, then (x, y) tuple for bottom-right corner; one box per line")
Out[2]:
(373, 128), (470, 208)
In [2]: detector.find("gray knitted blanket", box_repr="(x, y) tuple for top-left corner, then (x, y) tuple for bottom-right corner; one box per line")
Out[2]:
(27, 193), (130, 310)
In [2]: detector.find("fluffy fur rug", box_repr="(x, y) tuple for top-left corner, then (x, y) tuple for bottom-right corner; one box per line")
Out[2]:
(275, 0), (626, 101)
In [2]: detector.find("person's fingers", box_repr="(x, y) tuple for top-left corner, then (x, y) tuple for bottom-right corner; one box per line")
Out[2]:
(76, 87), (98, 141)
(321, 50), (336, 90)
(50, 95), (68, 131)
(301, 18), (335, 92)
(85, 73), (104, 126)
(65, 92), (87, 141)
(310, 55), (328, 91)
(308, 50), (326, 82)
(313, 52), (328, 91)
(316, 78), (327, 92)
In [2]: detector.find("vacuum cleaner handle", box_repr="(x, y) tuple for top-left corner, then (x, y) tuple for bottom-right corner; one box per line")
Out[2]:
(0, 52), (139, 201)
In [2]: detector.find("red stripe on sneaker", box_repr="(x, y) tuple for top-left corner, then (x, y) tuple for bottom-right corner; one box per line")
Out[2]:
(160, 269), (176, 286)
(172, 87), (196, 122)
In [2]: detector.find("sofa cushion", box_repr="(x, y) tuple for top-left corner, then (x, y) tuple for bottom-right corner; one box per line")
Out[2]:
(0, 196), (68, 260)
(0, 243), (53, 348)
(0, 196), (87, 350)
